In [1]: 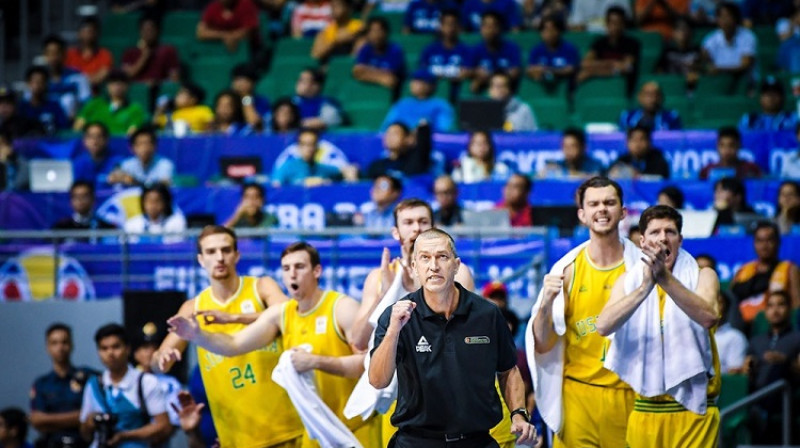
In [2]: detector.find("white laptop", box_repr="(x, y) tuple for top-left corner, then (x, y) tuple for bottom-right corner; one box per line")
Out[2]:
(29, 159), (74, 192)
(680, 210), (717, 238)
(462, 209), (511, 229)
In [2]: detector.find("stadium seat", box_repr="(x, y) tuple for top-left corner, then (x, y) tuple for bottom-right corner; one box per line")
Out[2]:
(129, 82), (153, 112)
(161, 11), (202, 41)
(101, 37), (131, 62)
(371, 11), (405, 35)
(188, 40), (249, 63)
(692, 96), (757, 125)
(339, 79), (394, 104)
(507, 31), (542, 54)
(695, 73), (749, 96)
(259, 56), (317, 98)
(528, 97), (570, 131)
(518, 78), (569, 102)
(663, 95), (691, 127)
(630, 31), (663, 76)
(399, 77), (452, 101)
(719, 374), (750, 447)
(345, 101), (392, 130)
(158, 81), (181, 101)
(574, 97), (628, 126)
(575, 77), (627, 100)
(274, 38), (314, 61)
(191, 58), (236, 105)
(102, 13), (140, 41)
(563, 31), (596, 55)
(638, 74), (687, 97)
(323, 57), (356, 97)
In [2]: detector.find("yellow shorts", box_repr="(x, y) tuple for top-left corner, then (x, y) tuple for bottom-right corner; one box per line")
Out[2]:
(382, 402), (397, 448)
(300, 416), (382, 448)
(489, 409), (516, 448)
(269, 437), (303, 448)
(554, 378), (634, 448)
(626, 399), (719, 448)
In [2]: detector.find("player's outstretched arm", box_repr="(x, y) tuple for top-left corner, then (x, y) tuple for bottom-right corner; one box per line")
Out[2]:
(152, 299), (194, 373)
(658, 267), (720, 329)
(168, 304), (283, 356)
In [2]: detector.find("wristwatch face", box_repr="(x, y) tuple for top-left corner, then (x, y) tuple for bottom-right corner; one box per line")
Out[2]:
(242, 96), (253, 106)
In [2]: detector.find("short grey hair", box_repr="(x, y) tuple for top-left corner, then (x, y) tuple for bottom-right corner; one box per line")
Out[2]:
(412, 228), (458, 259)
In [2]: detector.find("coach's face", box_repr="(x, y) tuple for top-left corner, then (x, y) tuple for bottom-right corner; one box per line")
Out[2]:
(197, 233), (240, 280)
(578, 186), (626, 236)
(412, 236), (460, 294)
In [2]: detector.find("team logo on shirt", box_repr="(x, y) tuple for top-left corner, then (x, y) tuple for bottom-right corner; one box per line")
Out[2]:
(464, 336), (490, 345)
(416, 336), (432, 353)
(241, 300), (256, 314)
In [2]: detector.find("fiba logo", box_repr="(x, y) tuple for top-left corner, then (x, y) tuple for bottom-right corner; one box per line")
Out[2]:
(0, 248), (96, 301)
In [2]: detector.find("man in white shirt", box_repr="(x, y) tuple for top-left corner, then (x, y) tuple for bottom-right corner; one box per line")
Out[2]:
(568, 0), (632, 32)
(80, 324), (171, 448)
(701, 2), (756, 75)
(111, 128), (175, 187)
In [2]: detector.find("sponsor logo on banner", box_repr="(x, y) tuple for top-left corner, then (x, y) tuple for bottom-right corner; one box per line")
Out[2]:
(0, 248), (96, 301)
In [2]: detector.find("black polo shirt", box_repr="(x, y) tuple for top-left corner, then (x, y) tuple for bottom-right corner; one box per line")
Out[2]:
(372, 282), (517, 433)
(31, 366), (97, 444)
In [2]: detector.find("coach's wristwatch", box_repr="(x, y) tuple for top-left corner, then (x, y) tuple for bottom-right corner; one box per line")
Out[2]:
(510, 408), (530, 423)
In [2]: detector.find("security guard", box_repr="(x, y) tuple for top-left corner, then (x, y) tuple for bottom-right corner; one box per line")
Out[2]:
(369, 228), (538, 448)
(30, 323), (97, 448)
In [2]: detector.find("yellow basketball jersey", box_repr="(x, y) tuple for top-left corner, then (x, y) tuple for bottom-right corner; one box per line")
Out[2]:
(563, 248), (627, 387)
(642, 286), (722, 403)
(281, 290), (366, 432)
(489, 380), (516, 444)
(195, 276), (303, 448)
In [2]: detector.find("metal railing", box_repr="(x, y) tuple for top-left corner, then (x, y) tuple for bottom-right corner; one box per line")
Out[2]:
(718, 379), (793, 447)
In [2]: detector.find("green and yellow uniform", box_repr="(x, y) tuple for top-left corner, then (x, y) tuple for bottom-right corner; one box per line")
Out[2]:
(196, 276), (304, 448)
(555, 248), (635, 448)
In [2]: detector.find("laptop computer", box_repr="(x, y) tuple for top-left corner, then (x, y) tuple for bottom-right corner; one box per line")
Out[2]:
(219, 156), (262, 181)
(462, 209), (511, 229)
(458, 98), (506, 132)
(680, 210), (718, 238)
(29, 159), (73, 192)
(531, 206), (580, 233)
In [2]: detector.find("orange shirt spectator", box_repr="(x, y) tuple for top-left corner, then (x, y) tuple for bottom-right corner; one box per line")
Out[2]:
(634, 0), (690, 40)
(65, 17), (114, 85)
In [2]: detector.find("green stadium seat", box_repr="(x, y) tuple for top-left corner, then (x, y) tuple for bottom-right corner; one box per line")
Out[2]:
(752, 26), (780, 51)
(101, 37), (131, 62)
(518, 78), (569, 102)
(719, 374), (750, 447)
(128, 82), (153, 112)
(563, 31), (597, 55)
(529, 97), (570, 131)
(695, 73), (749, 96)
(692, 96), (756, 124)
(323, 57), (356, 97)
(575, 77), (627, 100)
(399, 77), (453, 101)
(758, 46), (780, 73)
(663, 95), (691, 126)
(190, 58), (236, 105)
(508, 31), (541, 54)
(371, 11), (405, 34)
(345, 101), (392, 130)
(274, 38), (314, 60)
(638, 74), (687, 97)
(630, 31), (663, 56)
(158, 81), (181, 100)
(102, 13), (140, 41)
(161, 36), (193, 60)
(461, 33), (482, 46)
(339, 79), (394, 104)
(187, 40), (249, 63)
(688, 117), (738, 130)
(161, 11), (202, 41)
(258, 57), (314, 99)
(574, 97), (627, 126)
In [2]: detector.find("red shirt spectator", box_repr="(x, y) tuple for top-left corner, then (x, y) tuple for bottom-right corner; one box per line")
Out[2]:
(495, 173), (534, 227)
(121, 16), (180, 83)
(699, 126), (763, 180)
(201, 0), (260, 33)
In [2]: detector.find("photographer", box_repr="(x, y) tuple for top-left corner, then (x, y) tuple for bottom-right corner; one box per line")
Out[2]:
(79, 324), (170, 448)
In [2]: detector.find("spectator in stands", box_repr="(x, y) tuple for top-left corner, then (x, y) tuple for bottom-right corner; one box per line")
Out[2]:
(731, 222), (800, 324)
(311, 0), (363, 61)
(655, 17), (701, 87)
(701, 2), (756, 78)
(469, 12), (522, 93)
(778, 30), (800, 73)
(0, 130), (29, 191)
(121, 16), (181, 84)
(461, 0), (522, 32)
(209, 90), (254, 135)
(775, 180), (800, 234)
(577, 6), (641, 93)
(30, 324), (97, 448)
(567, 0), (632, 32)
(223, 183), (278, 228)
(744, 291), (800, 444)
(353, 17), (406, 94)
(292, 68), (344, 130)
(73, 70), (147, 135)
(404, 0), (448, 34)
(19, 66), (70, 135)
(123, 184), (187, 241)
(72, 122), (123, 187)
(539, 127), (604, 178)
(357, 174), (403, 229)
(65, 17), (113, 87)
(716, 288), (749, 373)
(739, 77), (798, 131)
(42, 34), (92, 120)
(452, 130), (512, 183)
(781, 124), (800, 179)
(111, 0), (167, 16)
(418, 10), (473, 101)
(231, 64), (271, 131)
(526, 15), (580, 86)
(628, 224), (642, 247)
(271, 128), (355, 186)
(0, 408), (31, 448)
(633, 0), (690, 40)
(487, 72), (536, 131)
(79, 324), (171, 445)
(495, 173), (533, 227)
(53, 181), (115, 230)
(656, 184), (685, 209)
(711, 176), (758, 233)
(267, 97), (302, 134)
(433, 175), (464, 226)
(777, 5), (800, 42)
(700, 126), (762, 180)
(364, 121), (432, 178)
(380, 69), (455, 132)
(0, 85), (45, 138)
(608, 125), (671, 179)
(482, 280), (509, 309)
(198, 0), (261, 53)
(618, 81), (682, 131)
(742, 0), (794, 27)
(291, 0), (332, 38)
(112, 127), (175, 187)
(153, 83), (215, 135)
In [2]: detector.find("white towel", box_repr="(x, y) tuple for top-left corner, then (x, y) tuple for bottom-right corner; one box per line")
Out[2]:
(604, 248), (713, 415)
(345, 266), (408, 420)
(272, 345), (363, 448)
(524, 238), (640, 433)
